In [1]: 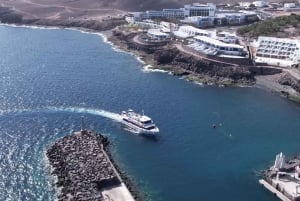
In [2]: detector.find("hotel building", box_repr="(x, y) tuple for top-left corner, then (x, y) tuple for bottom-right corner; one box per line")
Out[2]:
(255, 37), (300, 67)
(147, 29), (170, 40)
(173, 25), (212, 38)
(183, 3), (216, 17)
(190, 35), (246, 56)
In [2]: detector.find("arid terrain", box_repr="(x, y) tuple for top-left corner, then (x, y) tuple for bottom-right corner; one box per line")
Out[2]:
(0, 0), (246, 21)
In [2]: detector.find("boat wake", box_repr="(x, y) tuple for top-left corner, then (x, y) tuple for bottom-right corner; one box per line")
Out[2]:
(0, 106), (123, 123)
(45, 107), (123, 122)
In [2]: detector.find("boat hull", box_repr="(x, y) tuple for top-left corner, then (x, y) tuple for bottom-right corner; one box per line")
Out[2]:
(121, 120), (159, 137)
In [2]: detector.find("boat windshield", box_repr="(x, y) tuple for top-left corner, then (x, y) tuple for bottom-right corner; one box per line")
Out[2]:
(142, 120), (152, 124)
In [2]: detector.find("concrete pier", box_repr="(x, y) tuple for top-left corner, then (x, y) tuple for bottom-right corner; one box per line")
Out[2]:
(259, 179), (291, 201)
(260, 153), (300, 201)
(47, 129), (136, 201)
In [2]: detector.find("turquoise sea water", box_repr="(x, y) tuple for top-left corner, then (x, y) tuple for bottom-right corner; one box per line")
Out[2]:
(0, 25), (300, 201)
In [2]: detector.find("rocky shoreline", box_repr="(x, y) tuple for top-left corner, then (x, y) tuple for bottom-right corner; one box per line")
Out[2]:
(47, 129), (142, 201)
(108, 28), (256, 86)
(106, 28), (300, 103)
(1, 5), (300, 102)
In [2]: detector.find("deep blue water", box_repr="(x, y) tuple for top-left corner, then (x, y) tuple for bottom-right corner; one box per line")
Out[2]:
(1, 25), (300, 201)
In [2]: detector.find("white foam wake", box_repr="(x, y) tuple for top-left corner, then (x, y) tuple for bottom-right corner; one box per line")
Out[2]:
(46, 107), (123, 122)
(142, 64), (168, 73)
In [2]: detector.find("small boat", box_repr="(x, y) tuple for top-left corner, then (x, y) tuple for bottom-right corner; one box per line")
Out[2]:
(121, 109), (159, 136)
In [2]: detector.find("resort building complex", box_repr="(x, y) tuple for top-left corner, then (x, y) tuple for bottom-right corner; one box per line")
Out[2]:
(183, 3), (216, 17)
(125, 2), (300, 68)
(190, 35), (246, 56)
(128, 3), (259, 28)
(255, 37), (300, 67)
(173, 25), (212, 38)
(147, 29), (170, 40)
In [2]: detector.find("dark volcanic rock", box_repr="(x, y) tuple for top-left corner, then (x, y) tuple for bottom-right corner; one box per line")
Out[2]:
(278, 73), (300, 93)
(47, 130), (127, 201)
(154, 48), (255, 84)
(0, 7), (22, 23)
(154, 48), (179, 64)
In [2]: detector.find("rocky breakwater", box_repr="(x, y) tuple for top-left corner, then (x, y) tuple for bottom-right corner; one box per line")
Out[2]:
(47, 129), (137, 201)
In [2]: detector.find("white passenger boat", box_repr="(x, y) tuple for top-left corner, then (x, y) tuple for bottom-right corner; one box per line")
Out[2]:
(121, 109), (159, 136)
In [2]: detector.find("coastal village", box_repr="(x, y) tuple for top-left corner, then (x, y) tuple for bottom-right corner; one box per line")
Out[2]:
(124, 1), (300, 68)
(103, 1), (300, 102)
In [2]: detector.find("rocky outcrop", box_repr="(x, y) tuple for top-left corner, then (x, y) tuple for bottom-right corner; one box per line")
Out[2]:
(278, 73), (300, 93)
(154, 48), (255, 85)
(248, 66), (283, 75)
(0, 7), (23, 23)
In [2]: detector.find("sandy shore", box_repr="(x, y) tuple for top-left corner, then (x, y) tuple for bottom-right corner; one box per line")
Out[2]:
(255, 73), (300, 103)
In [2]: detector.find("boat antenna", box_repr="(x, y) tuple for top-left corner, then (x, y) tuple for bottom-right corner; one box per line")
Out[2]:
(81, 115), (86, 133)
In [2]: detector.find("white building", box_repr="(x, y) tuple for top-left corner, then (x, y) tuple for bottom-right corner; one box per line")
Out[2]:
(147, 29), (170, 40)
(131, 8), (184, 20)
(160, 21), (171, 33)
(255, 36), (300, 67)
(173, 25), (212, 38)
(216, 32), (237, 44)
(183, 3), (216, 17)
(134, 20), (160, 29)
(182, 16), (215, 27)
(252, 1), (268, 8)
(284, 3), (296, 9)
(239, 2), (252, 8)
(215, 12), (248, 24)
(193, 35), (246, 56)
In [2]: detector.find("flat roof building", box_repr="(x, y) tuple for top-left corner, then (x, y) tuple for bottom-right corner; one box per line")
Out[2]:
(184, 3), (216, 17)
(255, 36), (300, 67)
(252, 1), (268, 8)
(182, 16), (215, 28)
(131, 8), (184, 20)
(193, 35), (246, 56)
(147, 29), (170, 40)
(173, 25), (213, 38)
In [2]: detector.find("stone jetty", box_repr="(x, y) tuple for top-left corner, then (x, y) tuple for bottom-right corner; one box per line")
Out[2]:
(47, 129), (136, 201)
(260, 152), (300, 201)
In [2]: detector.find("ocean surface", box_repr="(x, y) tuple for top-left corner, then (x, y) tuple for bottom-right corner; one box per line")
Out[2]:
(1, 25), (300, 201)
